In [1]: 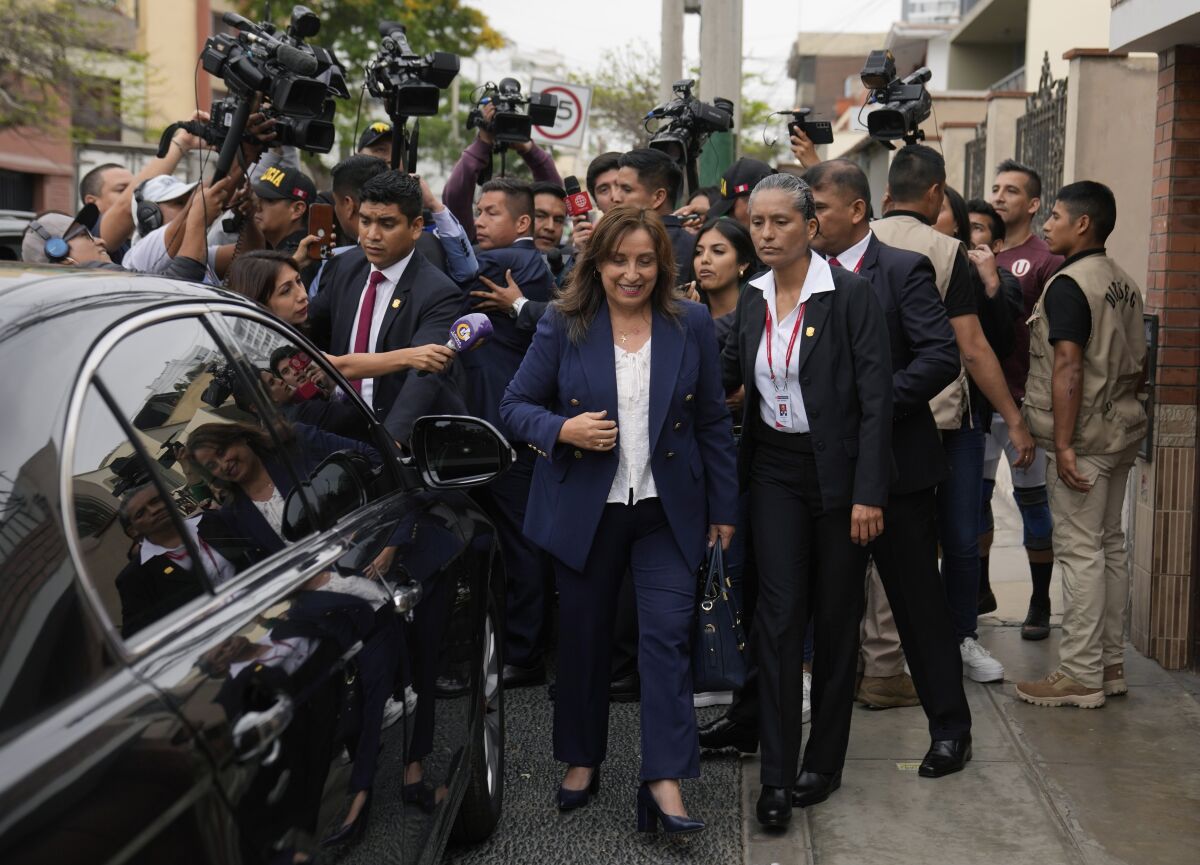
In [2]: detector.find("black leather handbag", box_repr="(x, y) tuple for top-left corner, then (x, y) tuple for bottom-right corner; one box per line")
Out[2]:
(691, 543), (747, 692)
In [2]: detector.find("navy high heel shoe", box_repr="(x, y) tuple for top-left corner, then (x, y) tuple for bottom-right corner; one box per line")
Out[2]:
(636, 783), (705, 835)
(557, 767), (601, 811)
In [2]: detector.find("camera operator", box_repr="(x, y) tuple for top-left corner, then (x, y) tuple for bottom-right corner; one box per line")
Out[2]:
(79, 109), (214, 264)
(442, 101), (563, 245)
(358, 121), (395, 162)
(611, 148), (695, 283)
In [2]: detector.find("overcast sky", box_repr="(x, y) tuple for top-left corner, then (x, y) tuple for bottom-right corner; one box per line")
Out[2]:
(474, 0), (903, 106)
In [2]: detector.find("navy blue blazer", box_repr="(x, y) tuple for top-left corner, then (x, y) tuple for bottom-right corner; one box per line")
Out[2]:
(500, 301), (738, 573)
(851, 235), (960, 495)
(461, 237), (557, 441)
(722, 263), (893, 509)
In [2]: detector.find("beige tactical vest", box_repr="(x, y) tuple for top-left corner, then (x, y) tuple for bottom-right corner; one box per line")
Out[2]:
(870, 214), (969, 430)
(1022, 254), (1147, 455)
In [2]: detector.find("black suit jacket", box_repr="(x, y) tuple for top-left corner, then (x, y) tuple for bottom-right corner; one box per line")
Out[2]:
(308, 246), (467, 442)
(461, 237), (557, 441)
(722, 262), (893, 509)
(853, 235), (960, 495)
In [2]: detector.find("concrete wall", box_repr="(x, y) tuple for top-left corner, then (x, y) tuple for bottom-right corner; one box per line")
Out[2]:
(982, 93), (1028, 184)
(948, 42), (1022, 90)
(1027, 0), (1113, 80)
(138, 0), (208, 134)
(1061, 51), (1157, 283)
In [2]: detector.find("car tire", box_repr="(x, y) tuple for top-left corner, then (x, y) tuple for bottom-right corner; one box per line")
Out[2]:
(451, 588), (504, 844)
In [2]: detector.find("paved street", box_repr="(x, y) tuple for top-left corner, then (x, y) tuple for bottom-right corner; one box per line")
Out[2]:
(446, 464), (1200, 865)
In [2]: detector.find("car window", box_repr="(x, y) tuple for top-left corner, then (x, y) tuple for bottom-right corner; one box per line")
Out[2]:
(74, 316), (282, 641)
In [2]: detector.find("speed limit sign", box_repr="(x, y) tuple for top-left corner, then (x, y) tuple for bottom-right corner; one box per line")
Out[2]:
(531, 79), (592, 150)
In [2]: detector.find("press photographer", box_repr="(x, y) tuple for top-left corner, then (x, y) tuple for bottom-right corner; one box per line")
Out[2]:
(443, 78), (564, 244)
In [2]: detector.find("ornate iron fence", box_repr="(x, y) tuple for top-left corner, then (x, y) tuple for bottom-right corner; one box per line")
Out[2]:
(1016, 52), (1068, 228)
(964, 117), (988, 200)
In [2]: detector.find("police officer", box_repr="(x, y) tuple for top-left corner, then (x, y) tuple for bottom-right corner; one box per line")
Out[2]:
(1015, 181), (1146, 709)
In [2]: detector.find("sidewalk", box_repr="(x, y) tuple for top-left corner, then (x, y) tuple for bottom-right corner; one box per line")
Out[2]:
(744, 466), (1200, 865)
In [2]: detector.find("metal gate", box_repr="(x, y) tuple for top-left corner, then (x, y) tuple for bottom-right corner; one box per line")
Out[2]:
(1016, 52), (1068, 227)
(964, 118), (988, 200)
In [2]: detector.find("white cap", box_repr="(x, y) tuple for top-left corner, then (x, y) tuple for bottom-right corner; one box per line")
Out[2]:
(139, 174), (197, 203)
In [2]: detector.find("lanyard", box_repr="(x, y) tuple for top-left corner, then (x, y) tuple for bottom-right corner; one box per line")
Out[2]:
(765, 299), (807, 391)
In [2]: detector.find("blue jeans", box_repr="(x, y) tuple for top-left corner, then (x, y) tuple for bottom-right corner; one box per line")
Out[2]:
(937, 417), (985, 641)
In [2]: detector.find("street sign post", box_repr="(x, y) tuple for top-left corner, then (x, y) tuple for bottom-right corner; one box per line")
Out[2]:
(531, 79), (592, 150)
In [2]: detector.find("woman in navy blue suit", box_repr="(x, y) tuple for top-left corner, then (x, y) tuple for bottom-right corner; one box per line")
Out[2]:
(501, 206), (738, 834)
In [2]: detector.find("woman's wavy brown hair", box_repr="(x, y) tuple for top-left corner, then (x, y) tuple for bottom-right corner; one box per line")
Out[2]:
(553, 205), (681, 344)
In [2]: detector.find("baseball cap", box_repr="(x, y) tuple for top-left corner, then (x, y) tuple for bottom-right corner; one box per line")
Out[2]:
(21, 204), (99, 264)
(251, 164), (317, 203)
(358, 121), (393, 152)
(708, 158), (776, 219)
(139, 174), (198, 203)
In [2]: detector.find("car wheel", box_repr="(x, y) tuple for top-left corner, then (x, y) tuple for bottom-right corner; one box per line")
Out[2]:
(451, 591), (504, 844)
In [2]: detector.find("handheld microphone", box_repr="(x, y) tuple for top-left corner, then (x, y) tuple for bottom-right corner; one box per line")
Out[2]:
(417, 313), (493, 376)
(564, 176), (592, 218)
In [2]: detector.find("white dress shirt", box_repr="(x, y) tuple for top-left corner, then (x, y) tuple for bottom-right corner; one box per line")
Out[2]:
(752, 254), (838, 433)
(140, 514), (236, 587)
(607, 339), (659, 505)
(351, 250), (415, 407)
(830, 229), (873, 274)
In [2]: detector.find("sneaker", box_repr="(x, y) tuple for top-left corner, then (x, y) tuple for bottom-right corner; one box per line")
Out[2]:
(856, 673), (920, 709)
(1103, 663), (1128, 696)
(802, 671), (812, 724)
(1021, 602), (1051, 641)
(1015, 671), (1105, 708)
(977, 588), (998, 615)
(960, 637), (1004, 683)
(693, 690), (733, 708)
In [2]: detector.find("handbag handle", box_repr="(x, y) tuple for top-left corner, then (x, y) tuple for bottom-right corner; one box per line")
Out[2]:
(700, 542), (725, 611)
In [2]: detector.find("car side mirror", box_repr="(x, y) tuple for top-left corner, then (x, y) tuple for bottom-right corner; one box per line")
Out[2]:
(409, 416), (514, 489)
(281, 451), (372, 541)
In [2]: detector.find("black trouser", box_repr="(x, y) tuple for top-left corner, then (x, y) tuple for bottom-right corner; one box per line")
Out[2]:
(868, 487), (972, 739)
(750, 428), (869, 786)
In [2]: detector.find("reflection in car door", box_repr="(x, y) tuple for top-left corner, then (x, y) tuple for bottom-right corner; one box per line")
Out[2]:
(75, 310), (407, 863)
(210, 309), (489, 864)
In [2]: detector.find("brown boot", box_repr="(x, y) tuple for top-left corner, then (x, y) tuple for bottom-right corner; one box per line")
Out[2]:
(1103, 663), (1128, 696)
(1015, 671), (1105, 708)
(856, 673), (921, 709)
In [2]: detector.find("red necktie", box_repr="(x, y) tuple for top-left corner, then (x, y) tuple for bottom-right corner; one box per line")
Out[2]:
(828, 256), (841, 268)
(351, 270), (387, 393)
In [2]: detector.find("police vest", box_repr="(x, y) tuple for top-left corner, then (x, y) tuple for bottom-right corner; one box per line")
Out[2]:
(870, 214), (969, 430)
(1021, 254), (1147, 455)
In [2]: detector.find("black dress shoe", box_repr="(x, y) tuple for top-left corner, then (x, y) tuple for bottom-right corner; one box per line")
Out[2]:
(791, 769), (841, 807)
(755, 785), (791, 828)
(503, 662), (546, 688)
(698, 715), (759, 753)
(608, 671), (640, 702)
(919, 735), (972, 778)
(1021, 603), (1051, 641)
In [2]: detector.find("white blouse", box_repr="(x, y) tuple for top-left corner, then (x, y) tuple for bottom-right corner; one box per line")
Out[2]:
(607, 339), (659, 505)
(253, 487), (286, 536)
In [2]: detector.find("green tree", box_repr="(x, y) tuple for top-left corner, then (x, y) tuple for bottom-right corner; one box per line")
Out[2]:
(570, 42), (659, 149)
(237, 0), (504, 160)
(0, 0), (146, 136)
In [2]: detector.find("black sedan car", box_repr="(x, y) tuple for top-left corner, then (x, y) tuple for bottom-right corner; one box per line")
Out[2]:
(0, 266), (509, 864)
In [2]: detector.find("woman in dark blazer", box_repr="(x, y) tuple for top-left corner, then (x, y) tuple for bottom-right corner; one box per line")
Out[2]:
(501, 206), (738, 835)
(721, 174), (893, 827)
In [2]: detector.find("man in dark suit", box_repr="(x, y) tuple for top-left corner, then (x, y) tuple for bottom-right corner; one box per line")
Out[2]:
(805, 159), (972, 782)
(116, 484), (265, 638)
(611, 149), (696, 283)
(460, 177), (558, 687)
(307, 171), (466, 445)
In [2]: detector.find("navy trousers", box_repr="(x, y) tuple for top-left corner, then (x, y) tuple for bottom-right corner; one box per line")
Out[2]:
(552, 497), (700, 781)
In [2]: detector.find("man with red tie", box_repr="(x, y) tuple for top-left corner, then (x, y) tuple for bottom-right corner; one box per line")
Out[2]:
(307, 171), (466, 444)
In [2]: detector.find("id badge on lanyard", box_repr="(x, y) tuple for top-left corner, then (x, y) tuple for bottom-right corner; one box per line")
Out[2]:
(765, 300), (806, 431)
